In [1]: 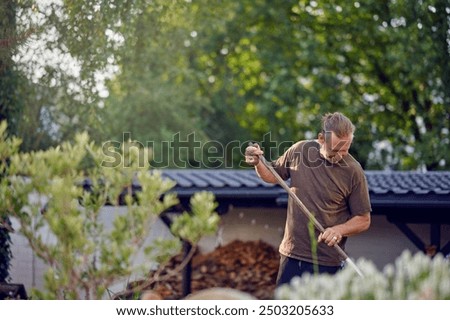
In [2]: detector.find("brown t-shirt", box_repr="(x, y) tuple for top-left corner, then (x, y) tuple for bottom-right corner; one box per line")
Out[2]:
(273, 140), (371, 266)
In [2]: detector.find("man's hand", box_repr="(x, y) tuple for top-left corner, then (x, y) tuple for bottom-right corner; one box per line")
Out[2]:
(318, 227), (343, 247)
(245, 143), (263, 166)
(318, 214), (370, 247)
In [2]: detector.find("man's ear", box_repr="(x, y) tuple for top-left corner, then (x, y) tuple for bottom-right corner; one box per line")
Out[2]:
(317, 132), (325, 144)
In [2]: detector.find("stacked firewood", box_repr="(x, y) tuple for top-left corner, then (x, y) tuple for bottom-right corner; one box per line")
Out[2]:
(149, 240), (279, 300)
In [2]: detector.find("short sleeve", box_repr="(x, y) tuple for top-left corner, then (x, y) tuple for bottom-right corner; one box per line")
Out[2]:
(348, 169), (372, 216)
(272, 142), (303, 181)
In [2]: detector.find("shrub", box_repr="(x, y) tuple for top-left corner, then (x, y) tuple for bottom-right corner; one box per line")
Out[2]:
(275, 250), (450, 300)
(0, 122), (21, 282)
(0, 122), (219, 299)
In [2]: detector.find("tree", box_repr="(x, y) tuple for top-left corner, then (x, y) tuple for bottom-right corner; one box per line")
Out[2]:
(3, 1), (148, 150)
(100, 1), (211, 168)
(189, 0), (449, 170)
(0, 0), (216, 281)
(3, 0), (215, 166)
(4, 0), (449, 168)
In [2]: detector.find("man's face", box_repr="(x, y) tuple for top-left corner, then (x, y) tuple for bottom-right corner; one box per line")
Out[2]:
(319, 131), (353, 164)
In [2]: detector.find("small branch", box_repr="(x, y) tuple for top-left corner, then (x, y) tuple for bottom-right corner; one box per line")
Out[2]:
(111, 243), (198, 300)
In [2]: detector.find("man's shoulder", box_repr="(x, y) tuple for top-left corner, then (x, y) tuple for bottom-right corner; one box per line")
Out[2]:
(345, 154), (363, 167)
(343, 154), (365, 176)
(284, 140), (320, 161)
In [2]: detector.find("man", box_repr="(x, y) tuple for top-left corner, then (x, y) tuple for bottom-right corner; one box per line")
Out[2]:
(245, 112), (371, 286)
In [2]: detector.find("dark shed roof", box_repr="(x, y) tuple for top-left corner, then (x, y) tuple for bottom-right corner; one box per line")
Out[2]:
(159, 169), (450, 224)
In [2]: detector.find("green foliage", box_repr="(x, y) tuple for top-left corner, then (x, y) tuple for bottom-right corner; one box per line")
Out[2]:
(307, 218), (319, 275)
(0, 121), (219, 299)
(144, 238), (181, 266)
(275, 250), (450, 299)
(100, 0), (211, 167)
(2, 1), (448, 170)
(171, 191), (220, 244)
(0, 122), (22, 282)
(5, 0), (152, 149)
(189, 0), (449, 169)
(0, 0), (25, 137)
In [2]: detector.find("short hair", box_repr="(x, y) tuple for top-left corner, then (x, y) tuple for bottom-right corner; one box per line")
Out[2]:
(321, 112), (355, 138)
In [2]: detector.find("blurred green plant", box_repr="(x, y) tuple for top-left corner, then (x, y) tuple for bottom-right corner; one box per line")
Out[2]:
(0, 121), (22, 282)
(275, 250), (450, 300)
(307, 218), (319, 275)
(0, 121), (219, 299)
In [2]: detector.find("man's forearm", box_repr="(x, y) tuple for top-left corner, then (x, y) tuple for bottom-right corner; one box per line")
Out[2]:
(334, 213), (371, 237)
(255, 161), (278, 184)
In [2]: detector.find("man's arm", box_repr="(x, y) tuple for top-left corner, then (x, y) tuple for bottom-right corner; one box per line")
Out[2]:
(245, 144), (278, 184)
(318, 213), (371, 246)
(254, 161), (278, 184)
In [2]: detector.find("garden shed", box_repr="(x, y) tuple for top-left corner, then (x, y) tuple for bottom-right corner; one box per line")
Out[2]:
(158, 169), (450, 261)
